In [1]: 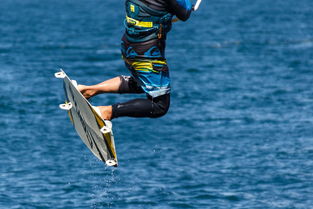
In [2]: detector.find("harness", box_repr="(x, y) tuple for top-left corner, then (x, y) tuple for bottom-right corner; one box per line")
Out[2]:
(124, 0), (173, 42)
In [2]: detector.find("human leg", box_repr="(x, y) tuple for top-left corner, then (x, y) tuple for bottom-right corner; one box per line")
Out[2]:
(79, 59), (171, 120)
(78, 76), (122, 99)
(94, 86), (170, 120)
(78, 75), (145, 99)
(110, 94), (170, 119)
(79, 76), (145, 120)
(101, 59), (171, 120)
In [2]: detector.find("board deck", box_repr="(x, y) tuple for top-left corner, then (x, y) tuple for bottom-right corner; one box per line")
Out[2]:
(55, 69), (118, 167)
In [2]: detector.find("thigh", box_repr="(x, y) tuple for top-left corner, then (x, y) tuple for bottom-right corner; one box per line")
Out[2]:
(118, 75), (144, 94)
(111, 93), (170, 119)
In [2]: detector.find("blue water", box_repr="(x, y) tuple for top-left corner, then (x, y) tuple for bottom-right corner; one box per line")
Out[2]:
(1, 0), (313, 208)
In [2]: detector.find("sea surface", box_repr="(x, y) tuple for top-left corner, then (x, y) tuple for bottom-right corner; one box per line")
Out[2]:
(1, 0), (313, 208)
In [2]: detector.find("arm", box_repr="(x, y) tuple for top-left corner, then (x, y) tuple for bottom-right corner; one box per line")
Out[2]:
(167, 0), (192, 21)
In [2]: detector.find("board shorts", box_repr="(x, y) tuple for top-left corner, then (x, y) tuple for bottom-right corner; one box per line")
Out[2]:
(123, 58), (170, 98)
(121, 34), (170, 98)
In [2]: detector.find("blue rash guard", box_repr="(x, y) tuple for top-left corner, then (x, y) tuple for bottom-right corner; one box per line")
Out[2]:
(121, 0), (192, 98)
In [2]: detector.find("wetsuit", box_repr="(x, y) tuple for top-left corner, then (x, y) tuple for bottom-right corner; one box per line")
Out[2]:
(112, 0), (192, 119)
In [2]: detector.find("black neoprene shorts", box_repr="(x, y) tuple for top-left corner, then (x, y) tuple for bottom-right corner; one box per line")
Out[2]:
(111, 76), (170, 119)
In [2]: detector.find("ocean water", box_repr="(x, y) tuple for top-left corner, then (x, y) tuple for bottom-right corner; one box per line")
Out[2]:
(1, 0), (313, 208)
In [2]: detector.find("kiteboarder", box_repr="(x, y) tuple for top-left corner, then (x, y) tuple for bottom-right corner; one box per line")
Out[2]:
(79, 0), (195, 120)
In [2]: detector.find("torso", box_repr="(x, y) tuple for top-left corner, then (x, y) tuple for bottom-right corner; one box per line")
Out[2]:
(140, 0), (169, 11)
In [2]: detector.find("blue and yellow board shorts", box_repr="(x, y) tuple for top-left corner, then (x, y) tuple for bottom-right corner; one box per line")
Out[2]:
(123, 58), (170, 98)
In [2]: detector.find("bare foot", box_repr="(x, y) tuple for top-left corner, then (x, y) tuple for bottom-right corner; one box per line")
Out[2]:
(78, 85), (97, 99)
(97, 106), (113, 120)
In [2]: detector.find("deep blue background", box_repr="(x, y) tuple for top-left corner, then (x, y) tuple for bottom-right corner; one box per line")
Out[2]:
(1, 0), (313, 208)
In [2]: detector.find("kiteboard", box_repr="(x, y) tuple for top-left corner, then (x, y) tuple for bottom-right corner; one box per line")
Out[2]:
(55, 69), (118, 167)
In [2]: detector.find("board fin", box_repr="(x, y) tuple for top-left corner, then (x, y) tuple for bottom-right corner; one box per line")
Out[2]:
(54, 70), (66, 79)
(59, 102), (73, 110)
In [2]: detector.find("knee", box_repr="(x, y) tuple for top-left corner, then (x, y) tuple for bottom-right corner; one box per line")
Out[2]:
(150, 94), (170, 118)
(151, 103), (170, 118)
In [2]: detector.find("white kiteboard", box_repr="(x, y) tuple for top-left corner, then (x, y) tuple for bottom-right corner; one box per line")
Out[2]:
(55, 69), (118, 167)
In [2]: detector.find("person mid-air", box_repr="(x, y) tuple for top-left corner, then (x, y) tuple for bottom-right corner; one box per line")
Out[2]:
(79, 0), (194, 120)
